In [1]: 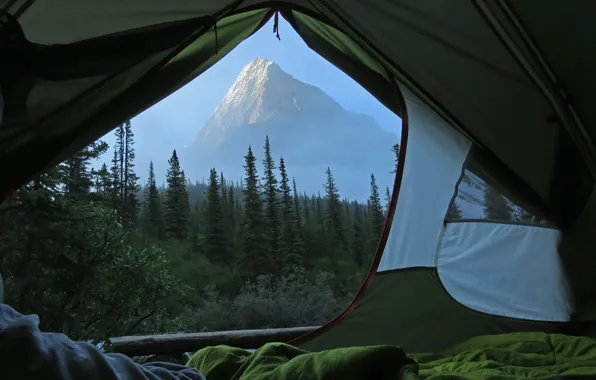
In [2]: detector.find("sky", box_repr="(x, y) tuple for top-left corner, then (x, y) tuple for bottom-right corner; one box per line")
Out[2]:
(99, 17), (402, 183)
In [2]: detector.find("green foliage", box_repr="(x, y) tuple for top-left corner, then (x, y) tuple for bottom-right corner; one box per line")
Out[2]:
(391, 143), (400, 174)
(262, 136), (281, 271)
(369, 173), (385, 238)
(1, 127), (382, 345)
(324, 167), (345, 253)
(446, 201), (463, 219)
(239, 145), (270, 276)
(0, 174), (182, 343)
(181, 268), (347, 331)
(204, 168), (230, 264)
(164, 150), (190, 239)
(278, 158), (303, 271)
(143, 161), (163, 237)
(483, 186), (513, 221)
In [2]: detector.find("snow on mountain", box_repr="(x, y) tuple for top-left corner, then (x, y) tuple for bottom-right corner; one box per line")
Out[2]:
(182, 58), (398, 201)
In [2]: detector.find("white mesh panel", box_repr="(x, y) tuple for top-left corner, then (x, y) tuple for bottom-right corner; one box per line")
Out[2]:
(378, 89), (471, 272)
(437, 221), (572, 321)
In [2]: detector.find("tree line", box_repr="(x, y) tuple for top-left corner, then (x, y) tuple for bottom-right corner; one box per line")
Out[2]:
(0, 121), (400, 343)
(0, 119), (532, 344)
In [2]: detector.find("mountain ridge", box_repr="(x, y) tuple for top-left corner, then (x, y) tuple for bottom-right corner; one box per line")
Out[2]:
(182, 57), (398, 201)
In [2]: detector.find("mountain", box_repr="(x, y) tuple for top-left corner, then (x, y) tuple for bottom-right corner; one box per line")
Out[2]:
(181, 57), (399, 201)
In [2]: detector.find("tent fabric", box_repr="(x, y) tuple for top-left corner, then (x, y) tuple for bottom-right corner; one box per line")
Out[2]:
(377, 88), (470, 271)
(297, 267), (583, 353)
(1, 0), (594, 229)
(2, 0), (596, 352)
(437, 221), (572, 322)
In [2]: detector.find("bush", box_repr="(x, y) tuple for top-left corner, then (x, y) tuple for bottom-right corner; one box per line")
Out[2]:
(0, 194), (184, 342)
(181, 266), (349, 332)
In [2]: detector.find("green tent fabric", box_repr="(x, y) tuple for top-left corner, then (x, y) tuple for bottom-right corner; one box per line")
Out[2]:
(2, 0), (596, 355)
(2, 1), (595, 226)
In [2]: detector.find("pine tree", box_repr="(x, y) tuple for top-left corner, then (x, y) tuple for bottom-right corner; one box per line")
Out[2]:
(122, 121), (139, 226)
(483, 186), (513, 220)
(164, 150), (190, 239)
(292, 178), (302, 226)
(144, 161), (163, 237)
(384, 186), (392, 215)
(291, 178), (305, 256)
(351, 208), (367, 267)
(446, 200), (462, 220)
(262, 136), (281, 270)
(114, 124), (125, 199)
(204, 168), (229, 264)
(278, 158), (302, 270)
(302, 192), (310, 220)
(369, 173), (385, 237)
(110, 149), (121, 208)
(324, 167), (345, 251)
(94, 163), (112, 200)
(62, 140), (108, 198)
(240, 146), (269, 276)
(391, 143), (400, 174)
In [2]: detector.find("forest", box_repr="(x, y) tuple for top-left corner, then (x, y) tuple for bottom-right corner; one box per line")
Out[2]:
(0, 120), (523, 346)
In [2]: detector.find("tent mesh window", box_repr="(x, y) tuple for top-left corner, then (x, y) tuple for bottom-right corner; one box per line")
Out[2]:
(447, 168), (551, 226)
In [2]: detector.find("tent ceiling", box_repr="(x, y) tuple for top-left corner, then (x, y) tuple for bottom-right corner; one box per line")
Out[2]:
(1, 0), (594, 229)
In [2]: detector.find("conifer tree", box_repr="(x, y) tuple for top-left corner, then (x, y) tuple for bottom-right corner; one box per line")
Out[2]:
(384, 186), (392, 215)
(94, 163), (112, 200)
(483, 186), (513, 220)
(122, 121), (139, 226)
(278, 158), (302, 269)
(240, 146), (269, 276)
(144, 161), (163, 237)
(292, 178), (303, 227)
(204, 168), (229, 264)
(391, 143), (400, 174)
(62, 140), (108, 198)
(110, 148), (121, 208)
(351, 208), (367, 267)
(262, 136), (281, 269)
(164, 150), (190, 239)
(291, 177), (305, 257)
(446, 200), (463, 220)
(324, 167), (345, 251)
(369, 173), (385, 237)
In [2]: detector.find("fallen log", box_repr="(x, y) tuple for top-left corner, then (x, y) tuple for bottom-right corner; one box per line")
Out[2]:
(110, 326), (319, 357)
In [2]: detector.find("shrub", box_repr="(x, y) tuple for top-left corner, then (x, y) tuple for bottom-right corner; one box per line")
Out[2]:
(182, 266), (348, 332)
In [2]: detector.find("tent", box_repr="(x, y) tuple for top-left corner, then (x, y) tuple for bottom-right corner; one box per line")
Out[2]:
(1, 0), (595, 354)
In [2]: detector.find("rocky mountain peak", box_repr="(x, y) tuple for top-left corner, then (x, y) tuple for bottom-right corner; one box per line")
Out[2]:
(192, 58), (343, 140)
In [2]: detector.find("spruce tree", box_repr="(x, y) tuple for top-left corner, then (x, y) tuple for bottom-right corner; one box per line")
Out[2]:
(324, 167), (345, 251)
(204, 168), (229, 264)
(391, 143), (400, 174)
(94, 163), (111, 200)
(446, 200), (462, 220)
(114, 124), (125, 199)
(483, 186), (513, 220)
(122, 121), (139, 226)
(62, 140), (108, 198)
(384, 186), (392, 215)
(302, 192), (310, 220)
(278, 158), (302, 270)
(110, 149), (121, 208)
(291, 177), (305, 257)
(144, 161), (163, 237)
(351, 207), (367, 267)
(369, 173), (385, 237)
(292, 178), (303, 226)
(262, 136), (281, 270)
(240, 146), (269, 276)
(164, 150), (190, 239)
